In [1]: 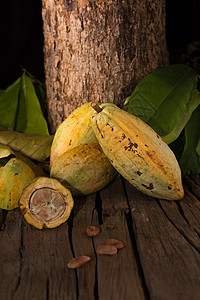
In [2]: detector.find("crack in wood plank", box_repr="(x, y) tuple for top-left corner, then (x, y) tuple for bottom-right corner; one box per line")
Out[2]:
(159, 189), (200, 253)
(70, 194), (97, 300)
(94, 178), (147, 300)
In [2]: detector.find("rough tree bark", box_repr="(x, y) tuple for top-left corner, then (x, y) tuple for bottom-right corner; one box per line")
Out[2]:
(42, 0), (168, 133)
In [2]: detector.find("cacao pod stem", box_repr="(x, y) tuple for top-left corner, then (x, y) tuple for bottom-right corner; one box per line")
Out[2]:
(91, 102), (102, 113)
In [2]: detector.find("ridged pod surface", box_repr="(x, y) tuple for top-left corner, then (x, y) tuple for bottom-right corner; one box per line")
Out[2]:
(0, 158), (36, 210)
(91, 103), (184, 200)
(19, 177), (74, 229)
(50, 143), (118, 196)
(50, 102), (115, 168)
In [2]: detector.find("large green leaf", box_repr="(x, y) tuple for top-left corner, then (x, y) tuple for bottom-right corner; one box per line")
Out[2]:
(0, 78), (20, 130)
(0, 72), (49, 135)
(127, 64), (199, 143)
(179, 106), (200, 175)
(196, 139), (200, 170)
(162, 87), (200, 144)
(24, 69), (47, 115)
(15, 73), (49, 135)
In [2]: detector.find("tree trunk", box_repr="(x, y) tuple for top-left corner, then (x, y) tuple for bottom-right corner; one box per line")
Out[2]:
(42, 0), (168, 133)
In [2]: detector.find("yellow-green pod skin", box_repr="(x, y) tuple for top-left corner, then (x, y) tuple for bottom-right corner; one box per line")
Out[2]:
(50, 143), (118, 196)
(91, 104), (184, 201)
(0, 158), (36, 210)
(50, 102), (115, 169)
(50, 102), (98, 169)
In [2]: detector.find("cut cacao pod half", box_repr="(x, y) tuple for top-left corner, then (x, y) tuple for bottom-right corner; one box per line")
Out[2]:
(19, 177), (74, 229)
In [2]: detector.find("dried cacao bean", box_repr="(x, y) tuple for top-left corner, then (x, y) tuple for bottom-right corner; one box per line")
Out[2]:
(96, 244), (117, 255)
(67, 256), (91, 269)
(105, 238), (125, 249)
(86, 225), (101, 237)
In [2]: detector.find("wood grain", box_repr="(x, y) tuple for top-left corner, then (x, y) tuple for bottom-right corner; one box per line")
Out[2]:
(0, 210), (76, 300)
(93, 178), (146, 300)
(0, 176), (200, 299)
(70, 194), (97, 300)
(125, 180), (200, 300)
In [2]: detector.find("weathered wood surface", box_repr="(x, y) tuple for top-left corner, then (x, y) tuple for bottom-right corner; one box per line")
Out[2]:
(0, 175), (200, 300)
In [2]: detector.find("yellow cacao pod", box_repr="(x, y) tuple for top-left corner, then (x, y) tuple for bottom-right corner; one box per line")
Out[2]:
(50, 102), (115, 168)
(91, 103), (184, 201)
(50, 143), (118, 196)
(19, 177), (74, 229)
(0, 158), (36, 210)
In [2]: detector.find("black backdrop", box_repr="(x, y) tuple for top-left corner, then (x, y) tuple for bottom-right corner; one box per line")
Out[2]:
(0, 0), (200, 89)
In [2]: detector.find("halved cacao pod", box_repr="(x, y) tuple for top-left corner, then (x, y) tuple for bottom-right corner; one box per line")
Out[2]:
(50, 102), (115, 169)
(0, 158), (36, 210)
(19, 177), (74, 229)
(50, 143), (118, 196)
(91, 103), (184, 201)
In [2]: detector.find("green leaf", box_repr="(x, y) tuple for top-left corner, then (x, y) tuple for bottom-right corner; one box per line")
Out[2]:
(15, 73), (49, 135)
(179, 106), (200, 176)
(0, 144), (15, 159)
(196, 139), (200, 160)
(127, 64), (199, 142)
(0, 143), (47, 176)
(196, 139), (200, 171)
(186, 41), (200, 55)
(0, 131), (53, 162)
(23, 69), (47, 115)
(0, 78), (21, 130)
(168, 130), (186, 162)
(162, 87), (200, 144)
(34, 82), (46, 115)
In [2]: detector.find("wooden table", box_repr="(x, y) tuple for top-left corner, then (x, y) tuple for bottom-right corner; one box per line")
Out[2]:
(0, 175), (200, 300)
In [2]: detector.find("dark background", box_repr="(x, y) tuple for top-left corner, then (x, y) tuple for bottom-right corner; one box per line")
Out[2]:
(0, 0), (200, 89)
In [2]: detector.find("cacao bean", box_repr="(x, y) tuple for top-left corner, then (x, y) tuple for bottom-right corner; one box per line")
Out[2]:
(86, 225), (101, 237)
(67, 256), (91, 269)
(96, 245), (118, 255)
(105, 238), (125, 249)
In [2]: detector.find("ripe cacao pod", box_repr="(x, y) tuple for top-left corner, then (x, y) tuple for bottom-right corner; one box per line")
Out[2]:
(91, 103), (184, 201)
(0, 158), (36, 210)
(50, 143), (118, 196)
(19, 177), (74, 229)
(50, 102), (115, 168)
